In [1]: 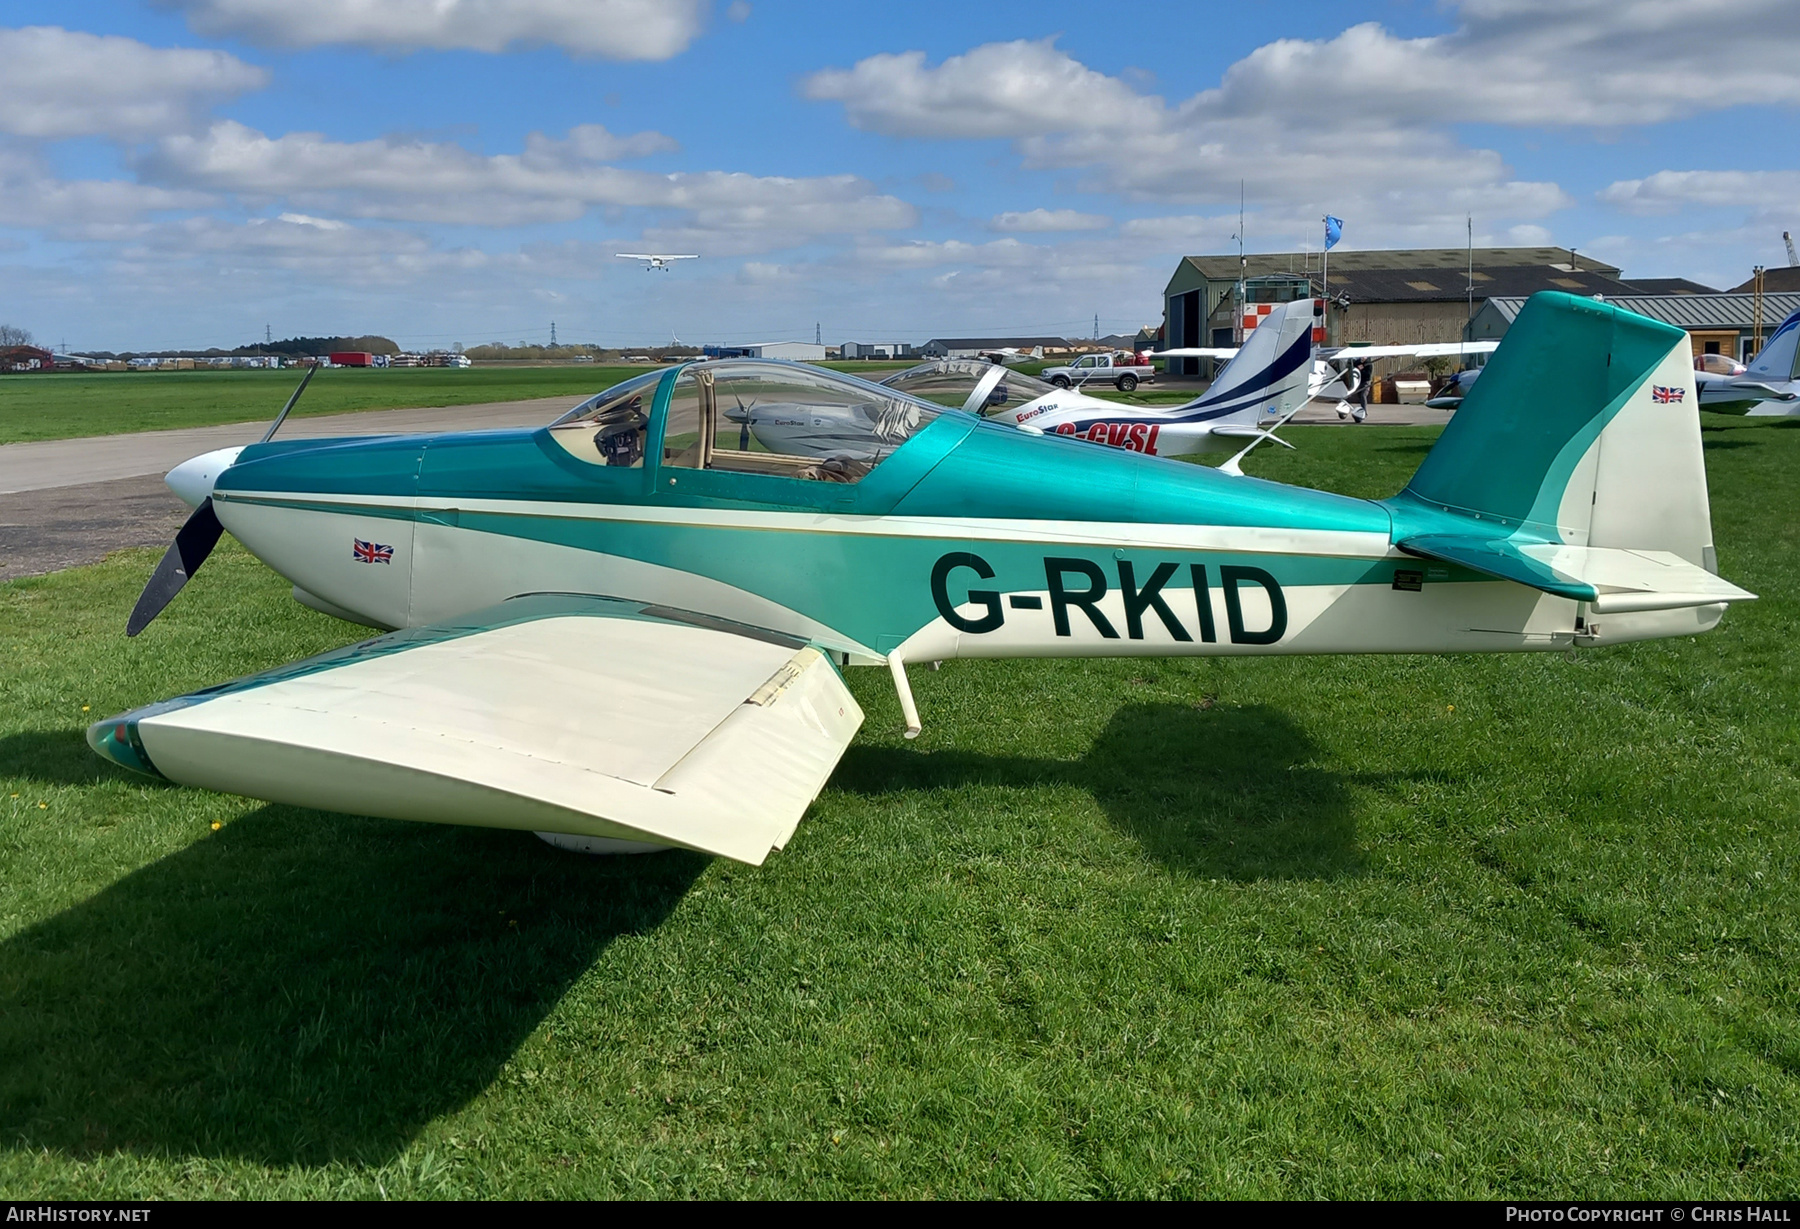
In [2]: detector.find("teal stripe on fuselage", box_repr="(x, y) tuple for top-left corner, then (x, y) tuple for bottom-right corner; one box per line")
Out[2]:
(221, 413), (1391, 533)
(214, 399), (1421, 649)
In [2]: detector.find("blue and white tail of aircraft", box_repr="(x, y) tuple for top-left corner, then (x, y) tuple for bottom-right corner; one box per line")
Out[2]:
(1736, 306), (1800, 415)
(982, 297), (1321, 462)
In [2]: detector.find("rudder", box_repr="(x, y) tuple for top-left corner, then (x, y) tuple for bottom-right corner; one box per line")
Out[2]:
(1395, 291), (1716, 571)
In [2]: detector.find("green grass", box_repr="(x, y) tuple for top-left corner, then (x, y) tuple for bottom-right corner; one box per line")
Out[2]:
(0, 367), (646, 445)
(1, 416), (1797, 1197)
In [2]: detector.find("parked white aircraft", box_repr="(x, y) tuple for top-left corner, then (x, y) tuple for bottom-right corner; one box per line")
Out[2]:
(882, 297), (1322, 472)
(616, 253), (698, 272)
(1728, 307), (1800, 414)
(1158, 334), (1498, 404)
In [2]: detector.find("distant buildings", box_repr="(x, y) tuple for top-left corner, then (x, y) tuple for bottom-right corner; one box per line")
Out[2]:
(701, 341), (829, 360)
(839, 341), (919, 360)
(919, 336), (1070, 359)
(1157, 246), (1716, 375)
(1472, 291), (1800, 364)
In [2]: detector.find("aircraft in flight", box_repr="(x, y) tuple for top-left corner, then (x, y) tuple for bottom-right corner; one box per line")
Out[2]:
(94, 292), (1752, 865)
(616, 253), (698, 272)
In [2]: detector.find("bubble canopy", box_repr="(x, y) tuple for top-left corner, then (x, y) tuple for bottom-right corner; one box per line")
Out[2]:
(550, 360), (953, 482)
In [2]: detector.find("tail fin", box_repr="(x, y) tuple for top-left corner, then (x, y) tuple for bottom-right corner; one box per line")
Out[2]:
(1388, 291), (1752, 618)
(1174, 297), (1319, 425)
(1745, 306), (1800, 382)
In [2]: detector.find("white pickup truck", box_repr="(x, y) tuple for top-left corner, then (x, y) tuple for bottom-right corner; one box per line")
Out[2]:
(1038, 352), (1156, 392)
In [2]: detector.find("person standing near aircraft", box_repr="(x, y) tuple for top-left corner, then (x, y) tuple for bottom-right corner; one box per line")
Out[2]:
(1337, 358), (1373, 422)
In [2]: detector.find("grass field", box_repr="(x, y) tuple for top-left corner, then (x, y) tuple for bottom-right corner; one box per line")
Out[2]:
(0, 363), (1192, 447)
(1, 416), (1795, 1197)
(0, 367), (646, 445)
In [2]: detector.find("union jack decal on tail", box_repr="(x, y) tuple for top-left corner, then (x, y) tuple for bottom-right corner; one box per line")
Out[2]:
(1652, 385), (1685, 404)
(352, 538), (394, 564)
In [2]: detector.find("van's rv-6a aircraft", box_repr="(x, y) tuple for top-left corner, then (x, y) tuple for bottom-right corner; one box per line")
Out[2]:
(93, 292), (1754, 865)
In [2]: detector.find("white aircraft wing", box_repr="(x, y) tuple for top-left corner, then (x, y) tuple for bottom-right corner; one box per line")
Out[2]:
(1151, 347), (1240, 360)
(1321, 341), (1499, 363)
(92, 595), (863, 864)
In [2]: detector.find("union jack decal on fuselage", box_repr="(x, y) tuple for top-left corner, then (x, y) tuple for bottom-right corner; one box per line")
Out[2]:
(353, 538), (394, 564)
(1652, 385), (1685, 404)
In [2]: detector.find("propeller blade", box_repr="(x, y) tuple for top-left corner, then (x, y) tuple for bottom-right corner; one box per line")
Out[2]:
(126, 498), (224, 636)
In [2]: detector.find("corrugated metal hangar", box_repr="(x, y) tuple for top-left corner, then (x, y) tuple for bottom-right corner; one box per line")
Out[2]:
(1159, 246), (1719, 376)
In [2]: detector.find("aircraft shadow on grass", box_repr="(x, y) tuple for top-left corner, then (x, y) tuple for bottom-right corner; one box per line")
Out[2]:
(0, 786), (704, 1168)
(835, 701), (1367, 882)
(0, 702), (1362, 1167)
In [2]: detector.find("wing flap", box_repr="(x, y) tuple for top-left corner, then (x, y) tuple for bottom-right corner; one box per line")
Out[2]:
(93, 596), (864, 864)
(1399, 535), (1756, 612)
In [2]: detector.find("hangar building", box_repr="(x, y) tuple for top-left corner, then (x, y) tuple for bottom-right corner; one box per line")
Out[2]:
(1470, 292), (1800, 365)
(920, 336), (1069, 359)
(702, 341), (829, 361)
(1158, 247), (1704, 376)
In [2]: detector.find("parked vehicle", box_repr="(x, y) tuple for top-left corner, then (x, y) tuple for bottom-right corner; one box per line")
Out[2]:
(1038, 351), (1156, 392)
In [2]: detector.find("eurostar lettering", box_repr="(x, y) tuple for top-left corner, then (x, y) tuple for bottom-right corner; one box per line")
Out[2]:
(930, 552), (1287, 644)
(1051, 421), (1161, 454)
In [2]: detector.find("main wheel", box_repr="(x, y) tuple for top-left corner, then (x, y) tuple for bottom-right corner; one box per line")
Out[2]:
(1050, 375), (1071, 388)
(1116, 374), (1138, 392)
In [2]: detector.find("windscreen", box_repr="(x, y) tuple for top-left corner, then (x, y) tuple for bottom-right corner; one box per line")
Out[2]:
(546, 369), (664, 467)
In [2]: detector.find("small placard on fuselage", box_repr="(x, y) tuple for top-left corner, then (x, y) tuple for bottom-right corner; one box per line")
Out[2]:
(1392, 569), (1424, 592)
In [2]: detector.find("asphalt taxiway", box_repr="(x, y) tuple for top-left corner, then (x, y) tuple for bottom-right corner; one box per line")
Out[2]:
(0, 396), (582, 580)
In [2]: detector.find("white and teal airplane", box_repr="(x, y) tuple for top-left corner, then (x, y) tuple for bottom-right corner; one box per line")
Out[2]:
(91, 292), (1754, 865)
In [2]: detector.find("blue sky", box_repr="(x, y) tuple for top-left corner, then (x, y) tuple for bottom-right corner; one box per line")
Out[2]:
(2, 0), (1796, 352)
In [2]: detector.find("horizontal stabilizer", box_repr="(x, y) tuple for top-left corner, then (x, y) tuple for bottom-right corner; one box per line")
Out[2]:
(1399, 535), (1755, 613)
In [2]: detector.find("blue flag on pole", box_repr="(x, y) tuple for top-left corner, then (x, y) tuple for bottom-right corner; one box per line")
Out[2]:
(1324, 216), (1344, 251)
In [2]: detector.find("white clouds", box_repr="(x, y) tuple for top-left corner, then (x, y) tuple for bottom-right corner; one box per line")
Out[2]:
(0, 146), (217, 228)
(990, 208), (1110, 233)
(802, 33), (1568, 233)
(1193, 1), (1800, 128)
(803, 39), (1157, 139)
(0, 26), (266, 139)
(159, 0), (708, 59)
(137, 121), (918, 241)
(803, 3), (1800, 246)
(1599, 170), (1800, 215)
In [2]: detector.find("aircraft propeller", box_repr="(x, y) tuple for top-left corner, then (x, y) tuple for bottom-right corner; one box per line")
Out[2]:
(125, 364), (318, 637)
(735, 395), (755, 451)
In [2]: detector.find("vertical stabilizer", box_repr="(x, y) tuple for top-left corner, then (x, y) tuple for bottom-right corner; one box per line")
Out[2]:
(1393, 291), (1715, 570)
(1171, 297), (1319, 425)
(1746, 307), (1800, 382)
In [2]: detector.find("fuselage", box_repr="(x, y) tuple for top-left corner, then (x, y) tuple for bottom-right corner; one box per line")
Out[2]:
(204, 363), (1710, 670)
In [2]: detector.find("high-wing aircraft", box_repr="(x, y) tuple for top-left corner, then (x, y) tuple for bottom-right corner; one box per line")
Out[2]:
(616, 253), (698, 272)
(872, 297), (1321, 471)
(1159, 334), (1499, 406)
(92, 292), (1753, 865)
